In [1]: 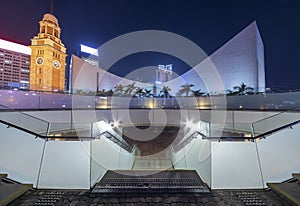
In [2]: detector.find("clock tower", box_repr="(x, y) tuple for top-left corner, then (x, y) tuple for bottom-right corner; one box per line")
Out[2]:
(30, 13), (67, 91)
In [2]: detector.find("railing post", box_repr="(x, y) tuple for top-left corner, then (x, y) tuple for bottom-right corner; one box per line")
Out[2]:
(36, 122), (50, 188)
(251, 122), (255, 139)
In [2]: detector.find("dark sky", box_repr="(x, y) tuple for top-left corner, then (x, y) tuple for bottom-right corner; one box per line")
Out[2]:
(1, 0), (300, 89)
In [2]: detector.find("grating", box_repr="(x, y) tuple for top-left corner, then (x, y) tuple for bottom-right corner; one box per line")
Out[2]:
(33, 191), (64, 206)
(92, 170), (210, 193)
(236, 192), (266, 206)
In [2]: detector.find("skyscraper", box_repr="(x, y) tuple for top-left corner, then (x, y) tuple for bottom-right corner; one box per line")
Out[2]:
(156, 64), (173, 83)
(29, 13), (67, 91)
(0, 38), (31, 89)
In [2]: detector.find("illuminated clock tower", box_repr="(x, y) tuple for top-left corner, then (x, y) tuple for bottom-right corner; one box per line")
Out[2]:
(30, 13), (67, 91)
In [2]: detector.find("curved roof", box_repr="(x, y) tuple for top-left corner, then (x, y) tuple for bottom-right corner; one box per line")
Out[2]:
(42, 13), (58, 25)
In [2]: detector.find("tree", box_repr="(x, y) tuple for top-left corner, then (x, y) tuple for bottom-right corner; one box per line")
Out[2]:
(96, 89), (107, 96)
(160, 86), (171, 98)
(124, 82), (136, 96)
(114, 84), (125, 96)
(192, 89), (205, 97)
(232, 82), (254, 95)
(105, 89), (113, 96)
(144, 89), (153, 97)
(178, 84), (194, 96)
(134, 87), (144, 97)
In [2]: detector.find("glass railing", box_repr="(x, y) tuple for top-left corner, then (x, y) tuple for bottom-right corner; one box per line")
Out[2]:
(0, 104), (49, 136)
(252, 109), (300, 137)
(48, 123), (93, 139)
(2, 88), (300, 110)
(210, 123), (253, 140)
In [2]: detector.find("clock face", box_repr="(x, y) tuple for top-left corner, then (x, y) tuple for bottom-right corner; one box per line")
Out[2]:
(53, 60), (60, 68)
(36, 57), (44, 65)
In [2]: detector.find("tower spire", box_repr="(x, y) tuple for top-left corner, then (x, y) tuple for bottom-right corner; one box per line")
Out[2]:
(50, 0), (54, 14)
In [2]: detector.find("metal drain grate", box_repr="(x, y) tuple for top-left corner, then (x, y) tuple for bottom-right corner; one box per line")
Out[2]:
(92, 170), (210, 193)
(33, 191), (64, 206)
(236, 192), (266, 206)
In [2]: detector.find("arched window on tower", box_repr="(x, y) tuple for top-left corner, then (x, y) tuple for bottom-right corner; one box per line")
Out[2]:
(54, 30), (58, 38)
(47, 27), (53, 35)
(41, 26), (45, 33)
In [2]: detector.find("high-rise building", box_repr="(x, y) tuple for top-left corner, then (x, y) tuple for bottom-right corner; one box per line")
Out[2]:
(0, 38), (31, 89)
(156, 64), (173, 83)
(79, 44), (99, 67)
(29, 13), (67, 91)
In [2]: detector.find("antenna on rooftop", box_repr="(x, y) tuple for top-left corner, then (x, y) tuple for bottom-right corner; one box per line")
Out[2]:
(50, 0), (54, 14)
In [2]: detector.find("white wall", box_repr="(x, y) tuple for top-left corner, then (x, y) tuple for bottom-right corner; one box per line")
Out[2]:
(211, 141), (263, 189)
(257, 123), (300, 184)
(37, 141), (90, 189)
(0, 123), (45, 187)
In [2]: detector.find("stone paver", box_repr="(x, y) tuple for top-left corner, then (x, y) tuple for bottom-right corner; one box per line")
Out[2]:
(9, 189), (291, 206)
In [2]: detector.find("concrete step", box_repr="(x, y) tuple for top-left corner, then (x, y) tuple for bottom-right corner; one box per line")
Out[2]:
(0, 174), (7, 181)
(268, 178), (300, 206)
(292, 173), (300, 182)
(0, 175), (32, 206)
(133, 159), (173, 169)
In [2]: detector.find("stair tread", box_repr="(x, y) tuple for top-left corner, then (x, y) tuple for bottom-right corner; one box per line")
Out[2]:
(292, 173), (300, 181)
(268, 182), (300, 206)
(0, 174), (8, 180)
(0, 184), (32, 206)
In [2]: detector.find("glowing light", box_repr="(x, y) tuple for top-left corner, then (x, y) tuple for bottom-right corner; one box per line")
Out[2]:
(146, 99), (155, 108)
(0, 39), (31, 55)
(184, 119), (198, 130)
(111, 120), (120, 128)
(80, 44), (98, 56)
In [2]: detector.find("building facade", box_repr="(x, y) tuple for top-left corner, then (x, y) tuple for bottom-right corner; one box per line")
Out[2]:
(156, 64), (173, 83)
(30, 13), (67, 91)
(0, 39), (31, 89)
(71, 21), (265, 95)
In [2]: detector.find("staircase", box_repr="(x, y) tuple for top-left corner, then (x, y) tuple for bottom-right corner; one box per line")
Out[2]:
(268, 173), (300, 206)
(132, 147), (173, 169)
(92, 169), (210, 193)
(0, 174), (32, 206)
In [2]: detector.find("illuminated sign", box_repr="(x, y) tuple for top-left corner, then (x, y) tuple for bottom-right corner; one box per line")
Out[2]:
(80, 44), (98, 56)
(0, 39), (31, 55)
(166, 64), (172, 71)
(158, 64), (172, 71)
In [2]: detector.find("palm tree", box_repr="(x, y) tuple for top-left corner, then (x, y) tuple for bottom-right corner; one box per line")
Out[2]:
(106, 89), (114, 96)
(178, 84), (194, 96)
(97, 89), (107, 96)
(160, 86), (171, 98)
(114, 84), (125, 96)
(233, 82), (254, 95)
(124, 82), (136, 96)
(144, 89), (153, 97)
(192, 89), (205, 97)
(134, 87), (144, 97)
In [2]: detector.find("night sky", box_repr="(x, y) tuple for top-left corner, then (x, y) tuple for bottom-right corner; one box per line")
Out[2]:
(1, 0), (300, 89)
